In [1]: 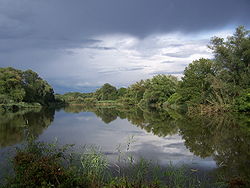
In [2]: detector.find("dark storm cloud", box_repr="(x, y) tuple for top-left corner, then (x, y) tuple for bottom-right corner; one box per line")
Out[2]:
(85, 46), (117, 51)
(0, 0), (249, 51)
(0, 0), (249, 92)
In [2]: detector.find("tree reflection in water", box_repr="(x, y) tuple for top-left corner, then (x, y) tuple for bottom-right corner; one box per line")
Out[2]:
(0, 108), (55, 148)
(1, 105), (249, 185)
(64, 105), (250, 184)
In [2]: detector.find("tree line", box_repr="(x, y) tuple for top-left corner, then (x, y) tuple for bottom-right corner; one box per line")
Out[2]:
(1, 26), (249, 113)
(58, 26), (250, 112)
(0, 67), (55, 108)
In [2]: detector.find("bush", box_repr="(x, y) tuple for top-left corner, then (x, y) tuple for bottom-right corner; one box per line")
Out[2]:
(0, 94), (12, 104)
(235, 89), (250, 112)
(163, 93), (182, 108)
(2, 140), (229, 188)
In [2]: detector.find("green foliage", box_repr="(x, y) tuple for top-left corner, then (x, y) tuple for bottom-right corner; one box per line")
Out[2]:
(0, 94), (12, 104)
(2, 140), (224, 188)
(80, 146), (108, 184)
(13, 151), (67, 187)
(54, 94), (67, 106)
(0, 67), (26, 103)
(58, 92), (94, 104)
(178, 26), (250, 112)
(120, 75), (178, 108)
(64, 106), (180, 137)
(22, 70), (55, 105)
(179, 58), (216, 105)
(178, 113), (250, 186)
(123, 79), (150, 105)
(117, 87), (127, 98)
(0, 67), (55, 106)
(163, 93), (185, 118)
(0, 108), (54, 147)
(142, 75), (178, 107)
(84, 97), (98, 105)
(3, 25), (246, 113)
(235, 89), (250, 111)
(167, 93), (182, 105)
(209, 25), (250, 89)
(163, 93), (182, 108)
(95, 83), (118, 100)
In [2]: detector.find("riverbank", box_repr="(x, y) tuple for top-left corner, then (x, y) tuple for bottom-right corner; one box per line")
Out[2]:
(68, 100), (124, 108)
(1, 140), (231, 188)
(1, 105), (249, 187)
(0, 102), (42, 112)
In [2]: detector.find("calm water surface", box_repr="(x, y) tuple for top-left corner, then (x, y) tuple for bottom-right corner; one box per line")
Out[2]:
(0, 106), (250, 181)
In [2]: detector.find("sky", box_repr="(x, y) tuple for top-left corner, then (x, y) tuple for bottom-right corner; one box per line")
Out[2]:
(0, 0), (249, 93)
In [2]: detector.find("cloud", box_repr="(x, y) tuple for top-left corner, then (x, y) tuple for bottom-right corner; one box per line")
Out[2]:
(0, 31), (226, 93)
(0, 0), (249, 44)
(85, 46), (117, 51)
(0, 0), (249, 92)
(163, 52), (195, 58)
(98, 67), (146, 74)
(160, 61), (176, 64)
(150, 71), (184, 75)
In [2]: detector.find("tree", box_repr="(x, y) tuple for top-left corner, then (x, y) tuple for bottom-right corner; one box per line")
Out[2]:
(179, 26), (250, 110)
(117, 87), (127, 98)
(95, 83), (118, 100)
(142, 75), (178, 107)
(22, 70), (55, 105)
(209, 26), (250, 90)
(0, 67), (55, 105)
(122, 79), (150, 105)
(179, 58), (216, 104)
(0, 67), (25, 103)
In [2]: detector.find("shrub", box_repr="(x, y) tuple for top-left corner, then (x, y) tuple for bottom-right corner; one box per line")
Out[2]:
(235, 89), (250, 112)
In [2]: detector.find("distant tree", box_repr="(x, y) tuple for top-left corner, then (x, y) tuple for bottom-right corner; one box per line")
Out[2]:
(117, 87), (127, 98)
(0, 67), (55, 105)
(142, 75), (178, 107)
(95, 83), (118, 100)
(178, 58), (216, 105)
(58, 92), (94, 104)
(122, 79), (150, 105)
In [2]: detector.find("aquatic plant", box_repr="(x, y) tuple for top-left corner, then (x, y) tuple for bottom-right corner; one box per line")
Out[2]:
(1, 139), (230, 188)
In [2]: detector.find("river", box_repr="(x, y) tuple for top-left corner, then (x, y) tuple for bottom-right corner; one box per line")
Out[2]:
(0, 106), (249, 183)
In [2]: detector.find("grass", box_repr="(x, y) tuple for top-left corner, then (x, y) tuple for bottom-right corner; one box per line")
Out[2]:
(0, 102), (41, 112)
(1, 139), (229, 188)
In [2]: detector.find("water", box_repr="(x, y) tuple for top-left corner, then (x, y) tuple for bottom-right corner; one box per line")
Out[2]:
(0, 106), (250, 182)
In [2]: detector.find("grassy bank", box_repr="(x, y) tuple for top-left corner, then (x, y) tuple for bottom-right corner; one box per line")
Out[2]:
(95, 100), (123, 107)
(0, 102), (42, 112)
(1, 140), (230, 188)
(65, 100), (124, 108)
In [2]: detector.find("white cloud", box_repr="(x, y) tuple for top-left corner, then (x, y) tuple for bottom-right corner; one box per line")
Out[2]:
(0, 28), (235, 92)
(44, 30), (234, 92)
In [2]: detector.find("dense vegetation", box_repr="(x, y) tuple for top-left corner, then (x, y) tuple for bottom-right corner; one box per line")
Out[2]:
(1, 26), (249, 113)
(1, 105), (249, 187)
(179, 26), (250, 112)
(0, 68), (55, 110)
(1, 26), (249, 188)
(64, 105), (250, 186)
(2, 139), (229, 188)
(58, 26), (250, 113)
(0, 108), (55, 147)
